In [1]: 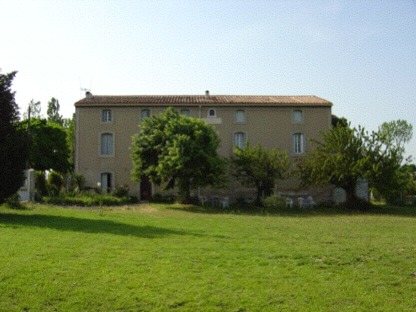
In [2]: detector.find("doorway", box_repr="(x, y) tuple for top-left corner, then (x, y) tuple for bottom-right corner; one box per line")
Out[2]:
(101, 172), (112, 193)
(140, 175), (152, 200)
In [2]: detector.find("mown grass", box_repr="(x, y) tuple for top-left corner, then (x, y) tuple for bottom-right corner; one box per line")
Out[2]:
(1, 203), (415, 311)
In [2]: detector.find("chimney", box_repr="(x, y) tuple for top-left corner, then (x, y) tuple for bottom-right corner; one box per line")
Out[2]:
(205, 90), (210, 99)
(85, 91), (93, 99)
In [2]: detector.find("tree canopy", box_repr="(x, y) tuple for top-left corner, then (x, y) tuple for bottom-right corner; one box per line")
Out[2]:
(298, 122), (410, 206)
(23, 99), (42, 119)
(47, 97), (64, 126)
(231, 144), (291, 204)
(378, 119), (413, 160)
(19, 118), (71, 173)
(131, 107), (227, 202)
(0, 71), (28, 203)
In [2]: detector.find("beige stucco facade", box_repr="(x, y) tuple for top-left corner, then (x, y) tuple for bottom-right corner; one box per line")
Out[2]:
(75, 93), (332, 201)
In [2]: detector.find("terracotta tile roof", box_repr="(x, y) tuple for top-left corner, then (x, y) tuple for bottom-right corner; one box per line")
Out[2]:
(75, 94), (332, 107)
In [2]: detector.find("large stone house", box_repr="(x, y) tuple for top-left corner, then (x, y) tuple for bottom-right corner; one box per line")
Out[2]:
(75, 91), (332, 202)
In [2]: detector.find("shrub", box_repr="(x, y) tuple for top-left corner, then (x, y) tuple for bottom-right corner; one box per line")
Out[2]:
(42, 193), (135, 206)
(72, 173), (86, 193)
(35, 171), (48, 197)
(262, 194), (286, 211)
(112, 185), (129, 198)
(47, 171), (63, 196)
(5, 193), (24, 209)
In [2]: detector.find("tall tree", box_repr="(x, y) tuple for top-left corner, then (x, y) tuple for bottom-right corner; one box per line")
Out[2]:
(378, 119), (413, 159)
(131, 107), (227, 202)
(63, 114), (75, 170)
(23, 99), (42, 119)
(47, 97), (63, 125)
(298, 123), (407, 207)
(231, 144), (291, 205)
(19, 118), (70, 173)
(0, 71), (28, 203)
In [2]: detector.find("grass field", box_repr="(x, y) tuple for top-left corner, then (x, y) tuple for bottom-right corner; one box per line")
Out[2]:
(1, 203), (416, 311)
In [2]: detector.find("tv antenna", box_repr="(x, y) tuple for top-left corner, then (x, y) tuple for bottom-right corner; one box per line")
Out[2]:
(79, 77), (92, 97)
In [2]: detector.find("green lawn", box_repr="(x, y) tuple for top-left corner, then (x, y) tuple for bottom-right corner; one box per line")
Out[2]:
(1, 203), (415, 311)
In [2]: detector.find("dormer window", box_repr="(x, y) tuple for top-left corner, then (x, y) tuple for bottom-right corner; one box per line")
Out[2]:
(208, 108), (216, 117)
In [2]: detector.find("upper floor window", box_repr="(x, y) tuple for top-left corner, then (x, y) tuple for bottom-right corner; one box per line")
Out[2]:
(101, 133), (114, 156)
(141, 109), (151, 121)
(208, 108), (216, 117)
(235, 110), (246, 123)
(234, 132), (247, 149)
(101, 109), (112, 123)
(180, 108), (191, 117)
(293, 133), (304, 154)
(293, 110), (303, 124)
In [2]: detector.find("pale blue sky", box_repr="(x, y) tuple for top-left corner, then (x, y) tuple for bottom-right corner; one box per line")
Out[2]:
(1, 0), (415, 159)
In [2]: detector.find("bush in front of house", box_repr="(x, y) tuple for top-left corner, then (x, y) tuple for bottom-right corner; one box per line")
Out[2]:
(42, 193), (137, 207)
(262, 194), (286, 211)
(112, 185), (129, 198)
(47, 170), (64, 196)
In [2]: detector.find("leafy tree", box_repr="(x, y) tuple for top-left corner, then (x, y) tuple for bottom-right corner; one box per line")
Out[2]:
(231, 144), (291, 205)
(332, 114), (348, 128)
(0, 71), (28, 203)
(131, 107), (227, 202)
(19, 118), (71, 173)
(378, 119), (413, 159)
(23, 99), (42, 119)
(63, 114), (75, 169)
(47, 97), (63, 125)
(298, 123), (407, 207)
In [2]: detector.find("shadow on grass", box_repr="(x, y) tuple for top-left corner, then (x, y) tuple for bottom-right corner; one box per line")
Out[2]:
(0, 213), (195, 238)
(166, 204), (416, 218)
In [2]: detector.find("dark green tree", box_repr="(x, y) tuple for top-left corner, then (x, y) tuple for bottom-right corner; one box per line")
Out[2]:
(19, 118), (71, 173)
(332, 114), (348, 128)
(63, 114), (75, 169)
(131, 107), (227, 202)
(47, 97), (64, 126)
(0, 71), (28, 203)
(231, 144), (291, 205)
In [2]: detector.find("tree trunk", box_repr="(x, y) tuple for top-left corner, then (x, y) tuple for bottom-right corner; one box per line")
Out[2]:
(178, 178), (192, 204)
(345, 180), (359, 209)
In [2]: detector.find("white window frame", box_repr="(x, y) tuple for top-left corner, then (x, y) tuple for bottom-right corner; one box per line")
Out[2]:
(101, 109), (112, 123)
(292, 110), (303, 124)
(100, 132), (114, 157)
(235, 109), (246, 123)
(234, 132), (247, 149)
(293, 133), (304, 154)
